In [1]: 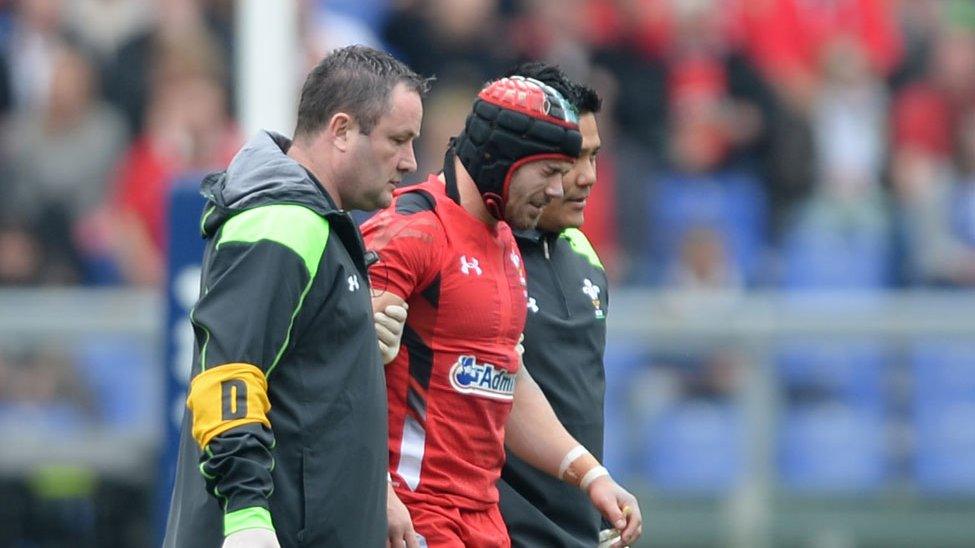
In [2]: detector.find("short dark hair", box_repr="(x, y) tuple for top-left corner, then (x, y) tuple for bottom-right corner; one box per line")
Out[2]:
(294, 45), (430, 138)
(502, 61), (602, 114)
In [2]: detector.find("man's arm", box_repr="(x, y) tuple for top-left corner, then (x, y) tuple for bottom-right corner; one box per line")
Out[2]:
(506, 365), (643, 546)
(187, 205), (330, 544)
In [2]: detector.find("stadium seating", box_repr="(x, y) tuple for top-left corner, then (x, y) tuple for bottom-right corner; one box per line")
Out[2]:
(776, 341), (889, 492)
(643, 400), (745, 494)
(913, 339), (975, 493)
(646, 170), (768, 285)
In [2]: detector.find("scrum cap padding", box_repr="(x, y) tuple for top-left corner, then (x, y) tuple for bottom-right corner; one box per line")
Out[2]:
(452, 76), (581, 219)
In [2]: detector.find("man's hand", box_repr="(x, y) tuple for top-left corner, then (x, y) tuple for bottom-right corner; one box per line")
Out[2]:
(386, 482), (419, 548)
(598, 528), (622, 548)
(375, 303), (408, 364)
(222, 528), (281, 548)
(587, 476), (643, 547)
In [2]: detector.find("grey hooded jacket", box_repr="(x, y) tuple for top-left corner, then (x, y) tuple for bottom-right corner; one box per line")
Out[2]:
(164, 131), (388, 548)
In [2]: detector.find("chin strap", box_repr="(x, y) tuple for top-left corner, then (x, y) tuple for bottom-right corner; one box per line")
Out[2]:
(443, 144), (461, 205)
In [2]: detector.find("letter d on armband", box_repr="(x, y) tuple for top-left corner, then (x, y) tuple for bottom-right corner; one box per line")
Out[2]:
(187, 363), (271, 449)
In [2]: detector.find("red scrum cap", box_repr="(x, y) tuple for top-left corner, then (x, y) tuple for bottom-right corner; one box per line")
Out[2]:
(451, 76), (582, 220)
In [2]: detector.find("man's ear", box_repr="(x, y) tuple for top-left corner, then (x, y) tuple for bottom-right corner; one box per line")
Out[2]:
(327, 112), (356, 152)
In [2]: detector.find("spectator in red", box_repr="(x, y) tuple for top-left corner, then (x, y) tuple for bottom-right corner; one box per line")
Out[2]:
(106, 31), (240, 285)
(893, 26), (975, 159)
(730, 0), (902, 106)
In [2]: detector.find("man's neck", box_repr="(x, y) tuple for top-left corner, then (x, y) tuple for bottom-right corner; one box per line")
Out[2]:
(287, 138), (344, 210)
(535, 221), (562, 235)
(438, 157), (497, 226)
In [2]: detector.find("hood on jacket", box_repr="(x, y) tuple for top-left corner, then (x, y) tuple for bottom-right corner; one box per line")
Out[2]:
(200, 131), (338, 238)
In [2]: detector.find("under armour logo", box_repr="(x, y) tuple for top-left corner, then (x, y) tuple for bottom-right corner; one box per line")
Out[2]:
(460, 255), (482, 276)
(527, 297), (539, 313)
(347, 274), (360, 292)
(582, 278), (600, 300)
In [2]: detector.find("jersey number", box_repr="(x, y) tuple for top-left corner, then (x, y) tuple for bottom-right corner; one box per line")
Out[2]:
(221, 379), (248, 420)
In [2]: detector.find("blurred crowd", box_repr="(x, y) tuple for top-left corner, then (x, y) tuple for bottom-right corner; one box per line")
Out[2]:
(0, 0), (973, 293)
(0, 2), (974, 543)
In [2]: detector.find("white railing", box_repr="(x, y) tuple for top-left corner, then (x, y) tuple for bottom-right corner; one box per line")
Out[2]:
(606, 289), (975, 547)
(0, 289), (161, 479)
(2, 288), (975, 546)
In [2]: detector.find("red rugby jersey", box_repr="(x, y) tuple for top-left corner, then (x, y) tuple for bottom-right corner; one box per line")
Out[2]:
(361, 175), (528, 510)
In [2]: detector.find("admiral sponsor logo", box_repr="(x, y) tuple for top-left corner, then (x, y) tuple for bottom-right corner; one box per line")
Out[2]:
(449, 355), (516, 401)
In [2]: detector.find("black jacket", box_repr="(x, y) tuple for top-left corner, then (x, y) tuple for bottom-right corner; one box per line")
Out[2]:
(499, 228), (608, 548)
(164, 131), (388, 548)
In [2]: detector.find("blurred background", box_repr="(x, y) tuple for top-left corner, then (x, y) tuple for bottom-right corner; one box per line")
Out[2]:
(1, 0), (974, 546)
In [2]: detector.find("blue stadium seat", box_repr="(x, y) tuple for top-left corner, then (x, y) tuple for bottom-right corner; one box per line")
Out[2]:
(779, 405), (888, 492)
(781, 206), (892, 289)
(602, 340), (651, 482)
(643, 401), (744, 493)
(646, 170), (767, 285)
(0, 402), (88, 432)
(913, 340), (975, 400)
(777, 340), (886, 408)
(315, 0), (391, 30)
(913, 340), (975, 493)
(73, 336), (158, 430)
(776, 341), (889, 492)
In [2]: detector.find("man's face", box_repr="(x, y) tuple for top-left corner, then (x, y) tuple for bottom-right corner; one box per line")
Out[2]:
(344, 82), (422, 210)
(503, 158), (570, 230)
(537, 113), (601, 232)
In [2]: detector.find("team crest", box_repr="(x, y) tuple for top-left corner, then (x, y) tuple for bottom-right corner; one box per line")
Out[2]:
(449, 355), (516, 401)
(582, 278), (605, 319)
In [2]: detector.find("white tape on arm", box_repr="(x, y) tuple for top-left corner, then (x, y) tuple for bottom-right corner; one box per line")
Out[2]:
(580, 466), (610, 492)
(558, 445), (588, 481)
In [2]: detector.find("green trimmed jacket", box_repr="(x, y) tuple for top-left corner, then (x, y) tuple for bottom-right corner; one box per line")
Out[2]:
(499, 228), (608, 547)
(164, 132), (388, 547)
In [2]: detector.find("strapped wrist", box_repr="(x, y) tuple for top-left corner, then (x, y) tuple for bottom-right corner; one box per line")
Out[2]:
(559, 445), (602, 488)
(580, 465), (610, 492)
(224, 506), (274, 536)
(558, 445), (588, 480)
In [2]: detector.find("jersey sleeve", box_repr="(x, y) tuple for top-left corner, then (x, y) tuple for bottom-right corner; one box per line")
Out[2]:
(187, 204), (330, 535)
(362, 209), (444, 300)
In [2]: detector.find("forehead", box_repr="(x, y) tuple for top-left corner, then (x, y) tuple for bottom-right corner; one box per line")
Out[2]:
(578, 113), (600, 149)
(511, 157), (571, 181)
(376, 82), (423, 132)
